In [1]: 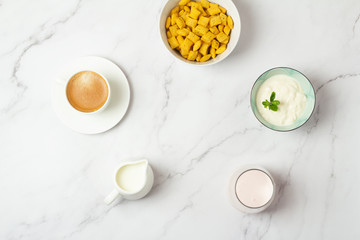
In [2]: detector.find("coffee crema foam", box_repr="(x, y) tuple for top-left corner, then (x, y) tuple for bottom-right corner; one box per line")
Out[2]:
(66, 71), (109, 113)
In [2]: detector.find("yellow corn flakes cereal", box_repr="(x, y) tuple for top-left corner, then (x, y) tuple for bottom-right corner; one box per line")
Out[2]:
(194, 24), (208, 36)
(179, 0), (191, 5)
(223, 25), (231, 35)
(215, 44), (226, 54)
(199, 42), (210, 56)
(166, 17), (171, 29)
(227, 15), (234, 29)
(166, 0), (233, 62)
(201, 31), (216, 44)
(200, 54), (212, 62)
(211, 39), (219, 49)
(209, 15), (222, 27)
(168, 36), (179, 49)
(198, 16), (210, 27)
(189, 7), (201, 19)
(187, 31), (200, 43)
(210, 47), (216, 58)
(209, 26), (219, 34)
(187, 50), (198, 61)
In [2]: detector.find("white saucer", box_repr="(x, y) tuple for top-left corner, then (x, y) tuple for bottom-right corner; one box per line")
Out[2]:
(52, 56), (130, 134)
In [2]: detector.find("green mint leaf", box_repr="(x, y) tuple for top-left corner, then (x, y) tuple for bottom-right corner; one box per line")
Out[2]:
(262, 101), (268, 108)
(269, 104), (278, 111)
(263, 92), (280, 111)
(272, 100), (280, 105)
(262, 100), (270, 105)
(270, 92), (276, 102)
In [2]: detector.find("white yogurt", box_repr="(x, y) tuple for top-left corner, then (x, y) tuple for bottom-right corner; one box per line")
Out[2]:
(256, 74), (307, 126)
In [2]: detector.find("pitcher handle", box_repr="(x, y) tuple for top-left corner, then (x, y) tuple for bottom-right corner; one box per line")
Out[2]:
(104, 189), (121, 205)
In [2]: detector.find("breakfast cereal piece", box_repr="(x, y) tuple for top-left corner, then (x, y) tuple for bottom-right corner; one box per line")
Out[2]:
(207, 7), (221, 16)
(216, 32), (228, 42)
(179, 10), (185, 17)
(209, 26), (219, 34)
(171, 13), (178, 25)
(222, 38), (229, 44)
(200, 0), (210, 9)
(218, 24), (224, 32)
(215, 44), (226, 54)
(176, 17), (186, 29)
(166, 31), (172, 38)
(199, 42), (210, 55)
(219, 13), (227, 25)
(187, 50), (198, 61)
(177, 28), (190, 36)
(204, 8), (210, 16)
(194, 25), (208, 36)
(171, 6), (180, 15)
(200, 12), (208, 18)
(198, 16), (210, 27)
(207, 5), (221, 15)
(196, 53), (202, 62)
(193, 40), (202, 51)
(185, 16), (197, 28)
(210, 47), (216, 58)
(180, 5), (184, 10)
(184, 6), (190, 13)
(180, 48), (188, 57)
(223, 25), (231, 35)
(166, 17), (171, 29)
(200, 54), (212, 62)
(169, 25), (179, 37)
(209, 3), (218, 8)
(196, 2), (206, 15)
(227, 16), (234, 29)
(180, 14), (188, 21)
(211, 39), (219, 49)
(177, 35), (185, 46)
(189, 6), (201, 20)
(201, 31), (216, 44)
(209, 15), (222, 27)
(188, 2), (197, 8)
(168, 36), (179, 49)
(219, 6), (227, 14)
(187, 31), (200, 43)
(181, 37), (194, 53)
(178, 0), (190, 6)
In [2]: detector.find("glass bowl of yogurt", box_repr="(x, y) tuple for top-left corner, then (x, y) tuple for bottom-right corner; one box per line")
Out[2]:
(250, 67), (315, 131)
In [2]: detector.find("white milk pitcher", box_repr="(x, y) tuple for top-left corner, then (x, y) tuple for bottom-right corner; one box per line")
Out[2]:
(104, 159), (154, 205)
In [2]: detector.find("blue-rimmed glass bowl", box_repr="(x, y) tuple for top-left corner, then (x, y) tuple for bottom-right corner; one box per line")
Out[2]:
(250, 67), (316, 131)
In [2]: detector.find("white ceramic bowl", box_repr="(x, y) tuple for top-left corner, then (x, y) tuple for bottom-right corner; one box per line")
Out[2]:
(159, 0), (241, 66)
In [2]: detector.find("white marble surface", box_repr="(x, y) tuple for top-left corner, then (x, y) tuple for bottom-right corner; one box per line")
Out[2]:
(1, 0), (360, 239)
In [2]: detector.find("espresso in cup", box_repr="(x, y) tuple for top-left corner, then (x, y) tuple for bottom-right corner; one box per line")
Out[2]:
(66, 71), (109, 113)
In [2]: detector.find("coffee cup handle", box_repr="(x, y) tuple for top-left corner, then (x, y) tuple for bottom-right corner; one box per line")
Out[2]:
(104, 189), (122, 205)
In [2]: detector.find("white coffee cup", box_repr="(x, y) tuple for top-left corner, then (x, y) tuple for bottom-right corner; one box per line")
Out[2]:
(64, 70), (111, 114)
(104, 159), (154, 205)
(229, 165), (275, 213)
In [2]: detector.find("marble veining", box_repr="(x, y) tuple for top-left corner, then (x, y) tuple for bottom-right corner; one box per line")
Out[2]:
(1, 0), (360, 239)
